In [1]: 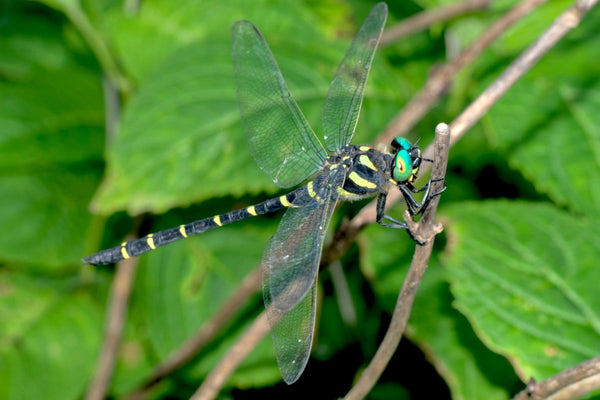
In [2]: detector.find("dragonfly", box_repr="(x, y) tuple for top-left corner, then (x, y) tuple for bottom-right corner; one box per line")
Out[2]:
(84, 2), (443, 384)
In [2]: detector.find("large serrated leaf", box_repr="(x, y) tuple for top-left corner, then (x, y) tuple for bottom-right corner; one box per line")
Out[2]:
(483, 31), (600, 217)
(512, 84), (600, 217)
(0, 16), (104, 268)
(104, 0), (324, 82)
(443, 200), (600, 380)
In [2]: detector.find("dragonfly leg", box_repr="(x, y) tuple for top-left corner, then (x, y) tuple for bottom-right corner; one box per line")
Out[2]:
(376, 192), (410, 229)
(376, 193), (426, 245)
(399, 177), (446, 216)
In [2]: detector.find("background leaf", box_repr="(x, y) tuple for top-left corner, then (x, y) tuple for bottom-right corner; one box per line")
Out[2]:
(0, 12), (104, 268)
(443, 200), (600, 379)
(0, 273), (105, 400)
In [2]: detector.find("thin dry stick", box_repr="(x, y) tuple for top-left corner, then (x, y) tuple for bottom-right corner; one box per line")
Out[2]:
(448, 0), (599, 148)
(85, 81), (131, 400)
(378, 0), (547, 148)
(380, 0), (491, 46)
(85, 256), (139, 400)
(124, 267), (262, 400)
(344, 123), (450, 400)
(191, 311), (272, 400)
(512, 355), (600, 400)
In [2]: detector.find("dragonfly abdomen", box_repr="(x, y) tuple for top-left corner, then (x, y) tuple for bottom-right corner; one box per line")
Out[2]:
(83, 190), (305, 266)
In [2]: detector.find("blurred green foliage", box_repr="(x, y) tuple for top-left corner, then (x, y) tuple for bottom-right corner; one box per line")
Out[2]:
(0, 0), (599, 399)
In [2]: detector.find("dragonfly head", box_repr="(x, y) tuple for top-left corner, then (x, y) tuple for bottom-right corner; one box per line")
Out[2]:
(391, 137), (421, 184)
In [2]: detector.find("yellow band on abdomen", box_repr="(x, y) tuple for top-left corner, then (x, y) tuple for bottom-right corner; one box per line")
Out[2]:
(179, 224), (188, 238)
(120, 242), (130, 259)
(146, 234), (156, 249)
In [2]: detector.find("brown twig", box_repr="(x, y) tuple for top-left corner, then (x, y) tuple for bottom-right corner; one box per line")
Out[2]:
(378, 0), (547, 148)
(191, 311), (272, 400)
(448, 0), (599, 148)
(512, 355), (600, 400)
(343, 123), (450, 400)
(380, 0), (491, 46)
(124, 267), (262, 400)
(85, 79), (133, 399)
(85, 255), (139, 400)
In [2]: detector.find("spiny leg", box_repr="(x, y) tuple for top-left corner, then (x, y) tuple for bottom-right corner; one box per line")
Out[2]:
(376, 192), (425, 245)
(375, 192), (410, 229)
(399, 177), (446, 216)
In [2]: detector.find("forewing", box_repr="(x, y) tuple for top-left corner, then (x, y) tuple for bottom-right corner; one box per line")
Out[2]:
(264, 277), (317, 384)
(232, 21), (328, 188)
(321, 3), (387, 151)
(262, 166), (345, 313)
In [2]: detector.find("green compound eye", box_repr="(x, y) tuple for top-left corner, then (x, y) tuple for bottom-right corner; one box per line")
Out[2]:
(393, 137), (412, 151)
(392, 149), (413, 182)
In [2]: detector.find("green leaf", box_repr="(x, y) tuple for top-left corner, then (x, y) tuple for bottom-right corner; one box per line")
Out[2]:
(104, 0), (325, 82)
(0, 170), (102, 268)
(0, 15), (72, 81)
(0, 14), (104, 268)
(443, 200), (600, 380)
(92, 38), (246, 214)
(0, 272), (104, 400)
(512, 83), (600, 217)
(483, 32), (600, 217)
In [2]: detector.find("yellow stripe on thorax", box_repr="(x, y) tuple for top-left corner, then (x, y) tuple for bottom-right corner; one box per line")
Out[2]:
(146, 234), (156, 249)
(337, 186), (356, 197)
(359, 145), (372, 151)
(120, 242), (130, 259)
(179, 224), (188, 238)
(359, 155), (377, 171)
(349, 171), (377, 189)
(213, 215), (222, 226)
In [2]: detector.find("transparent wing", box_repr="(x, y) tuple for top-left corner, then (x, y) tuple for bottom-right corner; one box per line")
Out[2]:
(262, 166), (345, 314)
(265, 277), (317, 384)
(321, 3), (387, 151)
(263, 167), (346, 384)
(232, 21), (329, 188)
